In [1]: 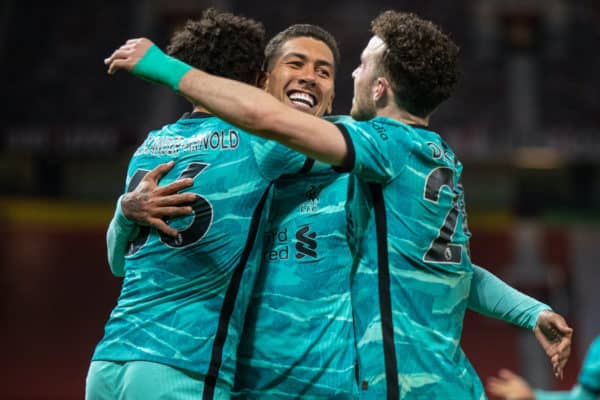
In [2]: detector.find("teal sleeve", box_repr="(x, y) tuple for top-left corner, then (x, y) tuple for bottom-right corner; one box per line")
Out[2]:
(468, 265), (551, 330)
(106, 196), (140, 277)
(336, 118), (413, 183)
(534, 385), (598, 400)
(132, 44), (192, 92)
(579, 336), (600, 395)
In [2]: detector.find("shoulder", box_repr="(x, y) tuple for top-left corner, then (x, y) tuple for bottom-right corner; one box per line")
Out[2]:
(588, 336), (600, 355)
(331, 116), (416, 142)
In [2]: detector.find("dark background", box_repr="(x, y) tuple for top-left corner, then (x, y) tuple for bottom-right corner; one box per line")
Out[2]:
(1, 0), (599, 398)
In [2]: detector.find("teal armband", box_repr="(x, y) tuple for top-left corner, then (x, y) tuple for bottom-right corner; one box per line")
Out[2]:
(132, 44), (192, 92)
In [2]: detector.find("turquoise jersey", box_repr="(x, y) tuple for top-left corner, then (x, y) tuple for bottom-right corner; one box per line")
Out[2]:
(233, 166), (358, 398)
(579, 336), (600, 396)
(334, 116), (478, 399)
(534, 336), (600, 400)
(92, 113), (309, 395)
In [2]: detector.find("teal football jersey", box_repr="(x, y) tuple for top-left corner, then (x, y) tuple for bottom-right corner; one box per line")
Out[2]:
(92, 113), (309, 394)
(233, 167), (358, 398)
(456, 348), (486, 400)
(534, 335), (600, 400)
(579, 336), (600, 395)
(333, 116), (477, 399)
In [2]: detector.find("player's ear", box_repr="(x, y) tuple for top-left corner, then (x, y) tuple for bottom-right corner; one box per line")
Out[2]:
(326, 91), (335, 114)
(257, 71), (269, 89)
(373, 77), (388, 101)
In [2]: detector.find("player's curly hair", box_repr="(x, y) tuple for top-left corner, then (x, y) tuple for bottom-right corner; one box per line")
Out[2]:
(264, 24), (340, 74)
(167, 8), (265, 85)
(371, 11), (459, 117)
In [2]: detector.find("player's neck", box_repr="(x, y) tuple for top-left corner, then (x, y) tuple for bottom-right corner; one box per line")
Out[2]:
(192, 106), (212, 114)
(377, 105), (429, 127)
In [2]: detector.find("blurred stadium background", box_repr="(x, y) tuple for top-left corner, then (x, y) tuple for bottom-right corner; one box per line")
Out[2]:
(1, 0), (599, 398)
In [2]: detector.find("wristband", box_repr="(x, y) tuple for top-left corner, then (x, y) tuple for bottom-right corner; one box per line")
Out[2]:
(132, 44), (192, 92)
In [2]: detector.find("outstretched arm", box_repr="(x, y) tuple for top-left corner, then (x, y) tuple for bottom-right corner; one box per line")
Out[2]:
(532, 387), (598, 400)
(104, 38), (349, 166)
(487, 369), (536, 400)
(469, 265), (573, 378)
(487, 369), (597, 400)
(468, 264), (550, 329)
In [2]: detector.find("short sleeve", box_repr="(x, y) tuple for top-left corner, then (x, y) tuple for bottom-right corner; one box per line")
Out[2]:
(334, 117), (414, 183)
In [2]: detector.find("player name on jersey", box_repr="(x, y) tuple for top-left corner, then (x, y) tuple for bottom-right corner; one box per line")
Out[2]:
(134, 129), (240, 156)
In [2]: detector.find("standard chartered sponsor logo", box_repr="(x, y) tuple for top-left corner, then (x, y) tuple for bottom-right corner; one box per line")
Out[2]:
(263, 225), (318, 261)
(295, 226), (317, 259)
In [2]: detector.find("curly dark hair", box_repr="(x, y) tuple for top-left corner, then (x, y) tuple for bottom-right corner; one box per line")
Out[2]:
(371, 11), (460, 117)
(166, 8), (265, 85)
(264, 24), (340, 73)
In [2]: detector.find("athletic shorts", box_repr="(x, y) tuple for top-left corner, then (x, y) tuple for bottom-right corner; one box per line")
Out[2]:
(85, 360), (230, 400)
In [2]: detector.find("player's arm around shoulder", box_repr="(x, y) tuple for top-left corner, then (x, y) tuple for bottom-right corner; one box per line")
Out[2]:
(105, 38), (349, 167)
(179, 69), (349, 167)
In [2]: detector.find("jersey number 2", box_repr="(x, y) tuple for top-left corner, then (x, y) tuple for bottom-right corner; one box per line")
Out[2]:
(126, 162), (213, 256)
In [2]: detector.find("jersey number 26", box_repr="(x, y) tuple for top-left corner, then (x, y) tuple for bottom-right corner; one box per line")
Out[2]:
(126, 162), (213, 255)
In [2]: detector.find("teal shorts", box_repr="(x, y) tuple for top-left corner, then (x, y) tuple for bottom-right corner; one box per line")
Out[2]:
(86, 360), (230, 400)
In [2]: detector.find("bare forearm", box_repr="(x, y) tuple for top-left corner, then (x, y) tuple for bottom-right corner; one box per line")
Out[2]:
(180, 70), (278, 138)
(106, 39), (349, 165)
(179, 69), (348, 165)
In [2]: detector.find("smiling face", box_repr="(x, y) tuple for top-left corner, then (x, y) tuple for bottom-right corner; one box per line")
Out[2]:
(350, 35), (387, 121)
(263, 37), (335, 117)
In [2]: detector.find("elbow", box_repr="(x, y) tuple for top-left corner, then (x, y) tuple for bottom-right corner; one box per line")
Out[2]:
(109, 261), (125, 278)
(107, 249), (125, 277)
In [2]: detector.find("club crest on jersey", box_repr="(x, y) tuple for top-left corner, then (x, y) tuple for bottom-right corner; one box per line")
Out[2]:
(299, 185), (320, 214)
